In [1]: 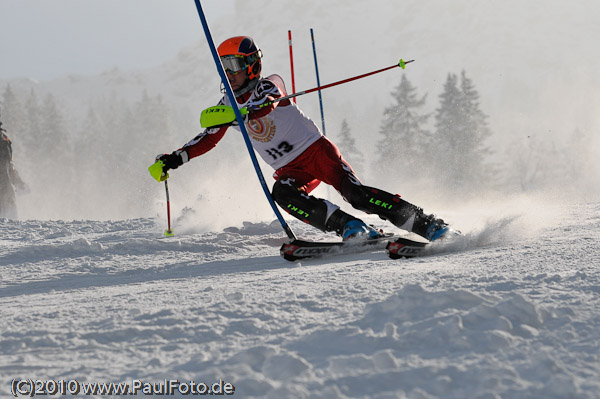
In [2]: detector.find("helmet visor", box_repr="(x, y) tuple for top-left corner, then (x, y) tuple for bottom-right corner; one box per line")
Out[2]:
(221, 55), (247, 74)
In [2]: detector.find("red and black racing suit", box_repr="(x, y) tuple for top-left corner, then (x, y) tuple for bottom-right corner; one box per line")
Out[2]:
(178, 74), (438, 238)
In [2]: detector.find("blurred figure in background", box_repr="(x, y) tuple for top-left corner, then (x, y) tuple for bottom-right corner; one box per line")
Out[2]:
(0, 113), (26, 219)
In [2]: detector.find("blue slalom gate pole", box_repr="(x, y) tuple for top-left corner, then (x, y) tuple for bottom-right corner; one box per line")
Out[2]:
(192, 0), (296, 240)
(310, 28), (326, 136)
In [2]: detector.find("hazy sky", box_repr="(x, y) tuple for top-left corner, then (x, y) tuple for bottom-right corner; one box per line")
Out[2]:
(0, 0), (234, 80)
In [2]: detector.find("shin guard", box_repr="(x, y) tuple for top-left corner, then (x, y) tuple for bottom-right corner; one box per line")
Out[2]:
(343, 185), (426, 230)
(272, 178), (357, 234)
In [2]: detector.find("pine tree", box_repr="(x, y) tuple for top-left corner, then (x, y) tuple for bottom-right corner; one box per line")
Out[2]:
(1, 85), (27, 140)
(432, 71), (493, 192)
(336, 119), (365, 177)
(431, 73), (461, 184)
(459, 71), (493, 183)
(124, 91), (176, 212)
(69, 106), (109, 211)
(375, 75), (430, 183)
(38, 94), (73, 203)
(39, 93), (70, 154)
(77, 106), (105, 171)
(11, 89), (42, 187)
(131, 91), (174, 157)
(23, 89), (42, 151)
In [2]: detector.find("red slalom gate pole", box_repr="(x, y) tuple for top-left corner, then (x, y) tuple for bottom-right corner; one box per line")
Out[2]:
(288, 30), (297, 103)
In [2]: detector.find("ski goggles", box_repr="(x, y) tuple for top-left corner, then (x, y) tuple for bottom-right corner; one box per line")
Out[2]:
(221, 55), (249, 74)
(220, 52), (262, 74)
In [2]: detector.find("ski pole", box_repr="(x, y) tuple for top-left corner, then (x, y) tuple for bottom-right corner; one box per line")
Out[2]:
(147, 159), (174, 235)
(200, 59), (414, 128)
(193, 0), (297, 240)
(164, 179), (174, 237)
(267, 58), (414, 107)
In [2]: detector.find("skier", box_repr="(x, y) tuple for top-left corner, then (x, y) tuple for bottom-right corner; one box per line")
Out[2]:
(0, 118), (26, 219)
(156, 36), (450, 241)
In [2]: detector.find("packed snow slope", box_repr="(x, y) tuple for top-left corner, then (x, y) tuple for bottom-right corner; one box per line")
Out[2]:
(1, 200), (599, 398)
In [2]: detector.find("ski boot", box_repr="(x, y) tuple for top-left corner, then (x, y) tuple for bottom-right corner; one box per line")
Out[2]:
(342, 220), (385, 241)
(412, 212), (450, 242)
(425, 220), (450, 241)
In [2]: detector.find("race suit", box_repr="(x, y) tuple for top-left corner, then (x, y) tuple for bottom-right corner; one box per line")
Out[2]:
(178, 74), (435, 238)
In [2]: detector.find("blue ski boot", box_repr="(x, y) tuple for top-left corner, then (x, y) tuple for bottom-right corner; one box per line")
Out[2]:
(424, 219), (449, 241)
(342, 220), (384, 241)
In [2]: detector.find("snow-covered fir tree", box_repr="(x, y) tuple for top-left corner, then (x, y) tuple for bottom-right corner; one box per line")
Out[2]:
(375, 75), (430, 184)
(1, 85), (27, 142)
(432, 71), (493, 192)
(23, 90), (42, 156)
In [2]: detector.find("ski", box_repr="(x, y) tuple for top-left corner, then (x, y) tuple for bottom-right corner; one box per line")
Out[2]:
(385, 236), (428, 259)
(280, 233), (429, 262)
(386, 228), (464, 259)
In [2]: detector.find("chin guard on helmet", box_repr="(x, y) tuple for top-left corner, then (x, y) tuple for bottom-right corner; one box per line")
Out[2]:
(220, 78), (259, 97)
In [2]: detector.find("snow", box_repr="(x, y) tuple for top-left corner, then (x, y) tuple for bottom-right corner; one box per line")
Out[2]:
(2, 200), (599, 398)
(2, 1), (599, 396)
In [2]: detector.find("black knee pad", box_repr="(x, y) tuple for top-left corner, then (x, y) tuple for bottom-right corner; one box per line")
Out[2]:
(272, 179), (331, 231)
(271, 179), (295, 207)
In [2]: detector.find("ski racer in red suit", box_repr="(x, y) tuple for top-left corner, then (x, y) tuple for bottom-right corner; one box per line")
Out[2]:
(157, 36), (449, 241)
